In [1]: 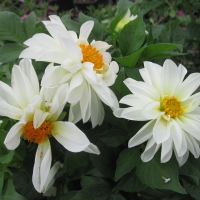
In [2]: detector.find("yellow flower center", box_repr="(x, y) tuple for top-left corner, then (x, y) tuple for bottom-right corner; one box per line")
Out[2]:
(22, 121), (52, 144)
(162, 96), (183, 118)
(80, 44), (103, 73)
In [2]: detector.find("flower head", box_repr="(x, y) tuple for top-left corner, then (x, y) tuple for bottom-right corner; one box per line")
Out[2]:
(20, 15), (119, 127)
(114, 59), (200, 166)
(1, 59), (100, 193)
(115, 9), (137, 32)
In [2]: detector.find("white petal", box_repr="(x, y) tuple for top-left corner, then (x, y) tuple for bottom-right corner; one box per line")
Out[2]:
(4, 122), (23, 150)
(175, 73), (200, 101)
(69, 102), (82, 124)
(142, 101), (162, 119)
(128, 120), (155, 147)
(153, 116), (172, 144)
(121, 107), (147, 121)
(124, 78), (160, 101)
(68, 72), (85, 103)
(41, 66), (72, 88)
(83, 143), (100, 155)
(12, 65), (37, 109)
(42, 161), (62, 194)
(142, 61), (162, 90)
(91, 41), (111, 53)
(90, 87), (104, 127)
(141, 137), (161, 162)
(82, 62), (99, 84)
(161, 135), (173, 163)
(79, 21), (94, 40)
(32, 139), (52, 193)
(161, 59), (180, 96)
(0, 98), (23, 120)
(19, 59), (39, 95)
(176, 115), (200, 141)
(52, 122), (90, 152)
(185, 133), (200, 158)
(33, 109), (49, 129)
(171, 118), (187, 157)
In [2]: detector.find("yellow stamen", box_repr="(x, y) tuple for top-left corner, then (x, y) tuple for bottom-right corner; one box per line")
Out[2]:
(80, 44), (103, 73)
(162, 96), (183, 118)
(22, 121), (52, 144)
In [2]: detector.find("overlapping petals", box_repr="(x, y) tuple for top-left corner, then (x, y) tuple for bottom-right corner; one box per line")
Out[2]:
(114, 59), (200, 166)
(20, 15), (119, 127)
(2, 59), (100, 193)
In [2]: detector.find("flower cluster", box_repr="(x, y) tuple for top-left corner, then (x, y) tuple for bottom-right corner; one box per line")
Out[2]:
(1, 10), (200, 196)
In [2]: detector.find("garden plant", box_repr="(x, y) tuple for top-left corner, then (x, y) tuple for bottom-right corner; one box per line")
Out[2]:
(0, 0), (200, 199)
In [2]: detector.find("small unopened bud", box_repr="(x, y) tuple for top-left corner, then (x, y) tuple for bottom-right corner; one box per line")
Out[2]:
(115, 9), (137, 32)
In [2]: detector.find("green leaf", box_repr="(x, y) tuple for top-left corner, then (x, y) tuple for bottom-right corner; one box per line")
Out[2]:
(0, 43), (25, 63)
(61, 14), (81, 33)
(13, 170), (41, 200)
(0, 11), (26, 43)
(159, 21), (184, 52)
(124, 68), (143, 81)
(114, 169), (147, 192)
(114, 148), (140, 181)
(79, 12), (104, 41)
(66, 151), (90, 174)
(24, 12), (36, 39)
(4, 179), (27, 200)
(182, 179), (200, 200)
(142, 0), (165, 15)
(81, 176), (109, 188)
(111, 193), (126, 200)
(110, 67), (129, 100)
(118, 16), (146, 56)
(97, 129), (129, 147)
(114, 46), (146, 67)
(117, 0), (134, 13)
(180, 155), (200, 185)
(90, 147), (118, 179)
(136, 152), (187, 194)
(0, 163), (7, 194)
(141, 43), (181, 60)
(71, 185), (112, 200)
(0, 130), (15, 164)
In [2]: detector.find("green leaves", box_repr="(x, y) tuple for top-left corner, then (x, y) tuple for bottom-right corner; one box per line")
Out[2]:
(24, 12), (37, 38)
(136, 152), (186, 194)
(3, 179), (27, 200)
(0, 11), (26, 43)
(0, 43), (25, 63)
(118, 16), (146, 56)
(115, 148), (140, 181)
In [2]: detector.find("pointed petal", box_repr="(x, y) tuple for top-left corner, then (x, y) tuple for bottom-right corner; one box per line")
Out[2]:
(42, 161), (62, 194)
(32, 139), (51, 193)
(4, 122), (23, 150)
(128, 120), (155, 147)
(141, 137), (161, 162)
(79, 21), (94, 40)
(161, 135), (173, 163)
(142, 101), (162, 119)
(52, 122), (90, 152)
(83, 143), (100, 155)
(33, 109), (49, 129)
(153, 116), (172, 144)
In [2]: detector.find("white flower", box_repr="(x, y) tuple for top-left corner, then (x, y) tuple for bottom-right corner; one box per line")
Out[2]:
(19, 15), (119, 128)
(1, 59), (100, 193)
(115, 9), (138, 32)
(114, 59), (200, 166)
(0, 120), (2, 125)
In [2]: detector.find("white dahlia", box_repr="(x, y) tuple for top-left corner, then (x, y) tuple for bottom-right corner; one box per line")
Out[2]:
(20, 15), (119, 127)
(114, 59), (200, 166)
(0, 59), (100, 193)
